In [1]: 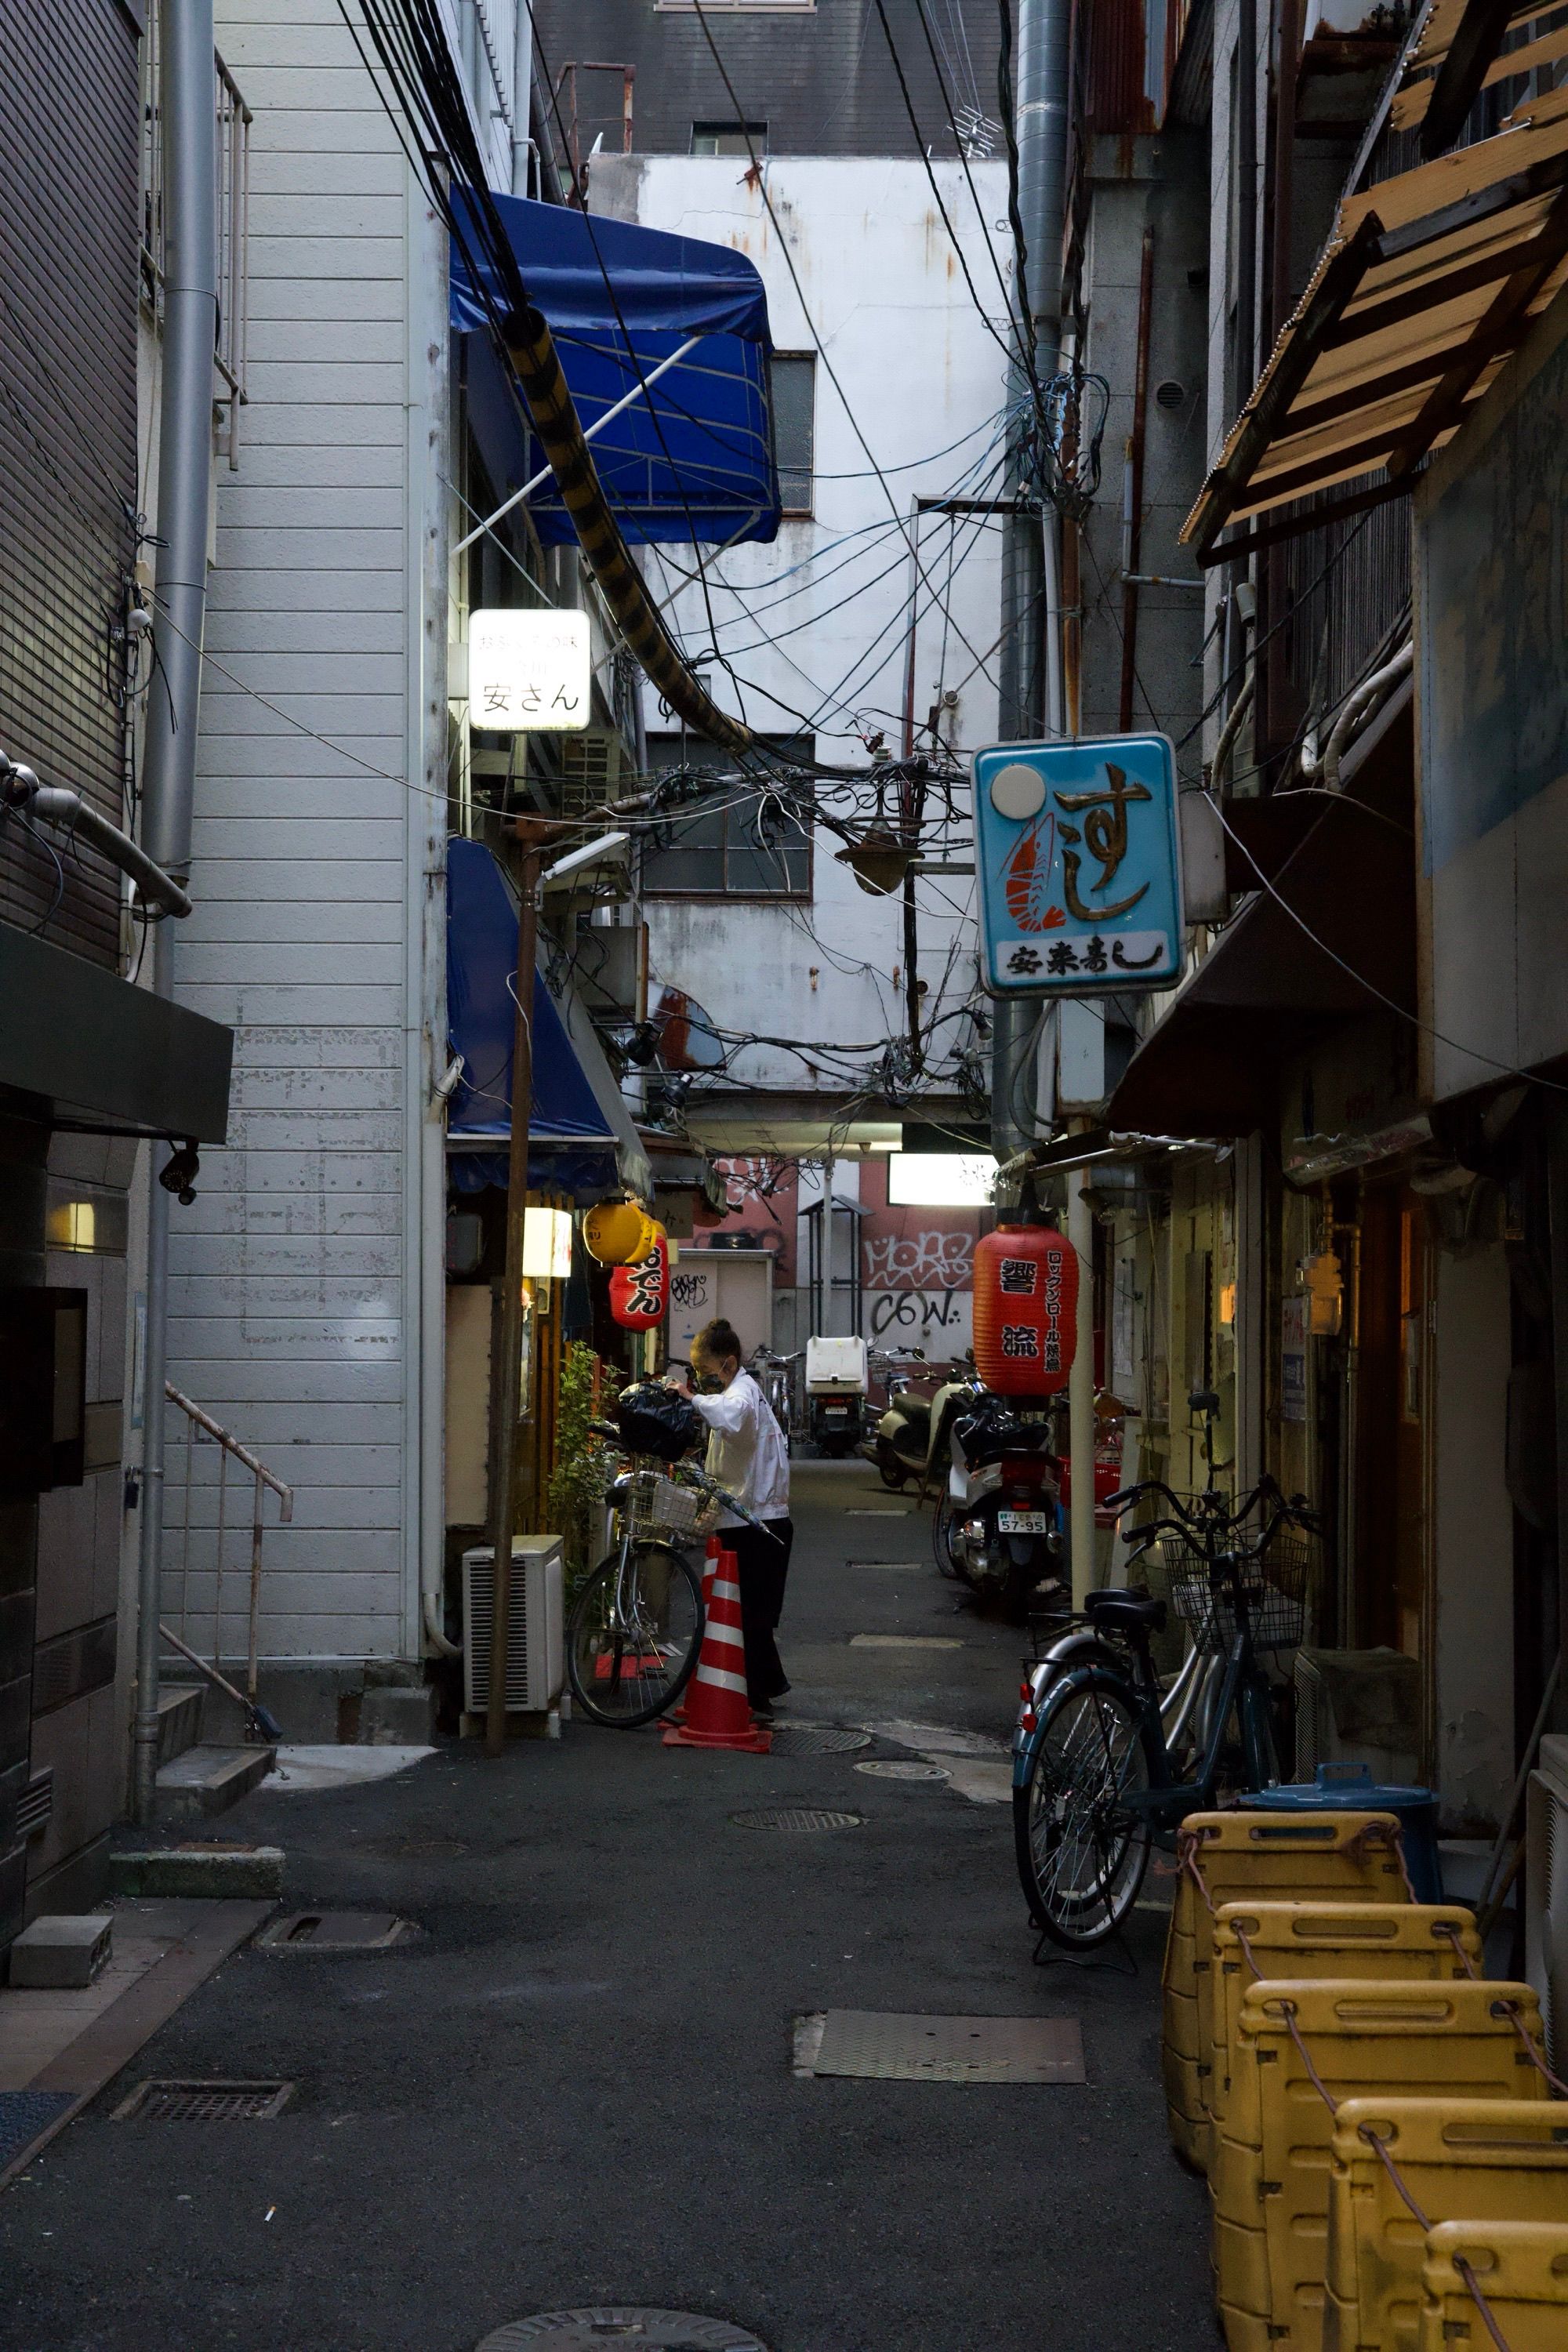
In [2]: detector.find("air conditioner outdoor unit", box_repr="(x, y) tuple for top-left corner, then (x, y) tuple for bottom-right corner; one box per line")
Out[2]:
(1293, 1646), (1421, 1785)
(1525, 1731), (1568, 2069)
(461, 1537), (564, 1716)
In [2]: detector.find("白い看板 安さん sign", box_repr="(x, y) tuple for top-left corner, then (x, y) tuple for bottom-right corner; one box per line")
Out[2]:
(467, 608), (590, 731)
(973, 733), (1183, 994)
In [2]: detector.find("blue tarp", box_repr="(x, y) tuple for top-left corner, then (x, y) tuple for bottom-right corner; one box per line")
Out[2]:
(445, 838), (617, 1192)
(449, 187), (780, 548)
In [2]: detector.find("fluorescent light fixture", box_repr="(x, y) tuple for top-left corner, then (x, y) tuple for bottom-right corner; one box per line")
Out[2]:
(522, 1206), (573, 1280)
(887, 1152), (997, 1207)
(468, 608), (590, 732)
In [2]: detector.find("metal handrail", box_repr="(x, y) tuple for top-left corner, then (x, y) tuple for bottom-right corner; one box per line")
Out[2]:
(164, 1381), (292, 1724)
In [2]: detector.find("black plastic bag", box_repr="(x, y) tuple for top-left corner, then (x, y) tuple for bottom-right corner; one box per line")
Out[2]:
(615, 1380), (700, 1463)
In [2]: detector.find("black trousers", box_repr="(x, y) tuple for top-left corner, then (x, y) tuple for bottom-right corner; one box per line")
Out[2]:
(728, 1517), (793, 1702)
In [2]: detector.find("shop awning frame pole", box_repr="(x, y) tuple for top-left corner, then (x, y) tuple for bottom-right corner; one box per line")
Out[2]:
(452, 332), (702, 557)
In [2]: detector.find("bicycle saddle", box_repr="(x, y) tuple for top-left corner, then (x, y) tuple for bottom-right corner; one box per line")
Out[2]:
(1085, 1587), (1167, 1636)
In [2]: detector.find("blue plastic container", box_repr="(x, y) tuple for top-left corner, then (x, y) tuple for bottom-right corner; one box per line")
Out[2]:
(1252, 1762), (1443, 1904)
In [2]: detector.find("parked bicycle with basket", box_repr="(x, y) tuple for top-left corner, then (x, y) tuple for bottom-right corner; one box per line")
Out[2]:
(1013, 1392), (1322, 1948)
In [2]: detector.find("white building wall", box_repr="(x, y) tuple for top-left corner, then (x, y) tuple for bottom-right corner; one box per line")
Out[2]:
(595, 155), (1010, 1098)
(166, 0), (448, 1674)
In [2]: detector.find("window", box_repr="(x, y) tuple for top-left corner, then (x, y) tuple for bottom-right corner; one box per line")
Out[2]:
(643, 735), (813, 897)
(769, 353), (815, 515)
(691, 122), (768, 156)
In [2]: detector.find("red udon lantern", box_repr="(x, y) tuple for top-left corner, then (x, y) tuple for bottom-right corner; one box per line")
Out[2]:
(971, 1225), (1078, 1396)
(609, 1233), (669, 1330)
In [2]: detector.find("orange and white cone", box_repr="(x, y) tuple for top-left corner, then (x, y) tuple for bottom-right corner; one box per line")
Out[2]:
(662, 1548), (771, 1753)
(670, 1534), (725, 1727)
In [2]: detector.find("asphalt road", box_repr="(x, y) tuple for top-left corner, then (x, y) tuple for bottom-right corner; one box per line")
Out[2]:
(0, 1458), (1212, 2352)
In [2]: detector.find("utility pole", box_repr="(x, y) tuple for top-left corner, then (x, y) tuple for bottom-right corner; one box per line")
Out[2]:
(993, 0), (1069, 1161)
(992, 0), (1094, 1602)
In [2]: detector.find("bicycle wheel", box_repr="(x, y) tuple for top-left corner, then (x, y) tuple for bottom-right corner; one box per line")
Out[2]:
(1014, 1666), (1152, 1947)
(567, 1541), (703, 1728)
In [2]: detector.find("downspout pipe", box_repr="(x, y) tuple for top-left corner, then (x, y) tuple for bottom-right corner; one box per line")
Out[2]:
(133, 0), (218, 1828)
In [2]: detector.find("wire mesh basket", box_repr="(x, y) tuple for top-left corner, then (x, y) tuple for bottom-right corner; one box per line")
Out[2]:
(628, 1469), (720, 1544)
(1163, 1533), (1316, 1656)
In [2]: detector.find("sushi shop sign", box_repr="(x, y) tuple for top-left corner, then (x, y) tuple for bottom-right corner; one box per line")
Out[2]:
(973, 733), (1183, 996)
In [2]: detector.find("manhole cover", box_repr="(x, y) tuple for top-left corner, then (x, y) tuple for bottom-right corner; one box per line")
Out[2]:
(855, 1759), (950, 1782)
(764, 1726), (872, 1755)
(369, 1837), (469, 1858)
(729, 1807), (863, 1833)
(256, 1911), (417, 1951)
(477, 2313), (769, 2350)
(112, 2079), (295, 2120)
(808, 2010), (1085, 2084)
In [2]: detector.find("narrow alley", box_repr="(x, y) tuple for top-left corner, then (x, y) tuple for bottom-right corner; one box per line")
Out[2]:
(1, 1467), (1210, 2352)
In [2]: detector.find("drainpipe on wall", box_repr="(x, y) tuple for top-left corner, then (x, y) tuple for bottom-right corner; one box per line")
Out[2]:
(133, 0), (219, 1827)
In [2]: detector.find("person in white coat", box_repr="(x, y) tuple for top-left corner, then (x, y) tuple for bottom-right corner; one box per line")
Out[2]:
(673, 1316), (793, 1715)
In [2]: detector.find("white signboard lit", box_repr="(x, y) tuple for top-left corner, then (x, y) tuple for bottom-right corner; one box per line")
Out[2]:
(468, 608), (590, 731)
(887, 1152), (997, 1207)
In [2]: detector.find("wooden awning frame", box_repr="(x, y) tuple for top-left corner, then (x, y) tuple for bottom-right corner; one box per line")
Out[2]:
(1393, 0), (1568, 158)
(1181, 87), (1568, 564)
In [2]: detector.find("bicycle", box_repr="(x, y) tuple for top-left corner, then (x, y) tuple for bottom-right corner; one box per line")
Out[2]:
(1012, 1449), (1322, 1949)
(564, 1418), (765, 1728)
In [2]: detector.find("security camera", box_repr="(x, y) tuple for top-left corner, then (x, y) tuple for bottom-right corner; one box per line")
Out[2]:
(158, 1139), (201, 1205)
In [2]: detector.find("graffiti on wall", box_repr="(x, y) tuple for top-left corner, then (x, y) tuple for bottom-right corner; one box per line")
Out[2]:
(862, 1231), (974, 1290)
(862, 1228), (975, 1356)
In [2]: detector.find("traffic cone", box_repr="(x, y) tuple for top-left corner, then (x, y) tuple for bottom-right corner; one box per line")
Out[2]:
(662, 1547), (771, 1753)
(670, 1534), (724, 1726)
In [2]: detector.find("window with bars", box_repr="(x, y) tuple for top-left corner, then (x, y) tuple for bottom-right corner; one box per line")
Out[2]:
(642, 735), (813, 897)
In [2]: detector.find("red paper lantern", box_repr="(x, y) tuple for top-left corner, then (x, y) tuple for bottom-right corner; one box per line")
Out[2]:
(609, 1234), (669, 1330)
(971, 1225), (1078, 1396)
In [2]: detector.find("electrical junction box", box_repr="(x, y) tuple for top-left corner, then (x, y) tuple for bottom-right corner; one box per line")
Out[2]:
(806, 1336), (867, 1394)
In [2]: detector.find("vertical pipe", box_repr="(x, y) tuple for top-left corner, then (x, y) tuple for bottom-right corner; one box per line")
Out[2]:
(1062, 518), (1083, 735)
(511, 0), (534, 193)
(486, 844), (543, 1754)
(247, 1472), (264, 1706)
(1119, 223), (1155, 731)
(1069, 1167), (1095, 1606)
(133, 0), (218, 1827)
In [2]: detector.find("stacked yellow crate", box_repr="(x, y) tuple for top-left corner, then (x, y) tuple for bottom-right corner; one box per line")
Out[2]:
(1416, 2220), (1568, 2350)
(1324, 2100), (1568, 2349)
(1212, 1979), (1548, 2351)
(1163, 1811), (1410, 2170)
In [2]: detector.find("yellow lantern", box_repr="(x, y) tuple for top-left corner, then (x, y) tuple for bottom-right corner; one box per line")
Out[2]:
(582, 1198), (655, 1267)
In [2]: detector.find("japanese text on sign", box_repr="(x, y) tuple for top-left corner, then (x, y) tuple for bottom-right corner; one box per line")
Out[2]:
(467, 608), (590, 733)
(973, 733), (1184, 996)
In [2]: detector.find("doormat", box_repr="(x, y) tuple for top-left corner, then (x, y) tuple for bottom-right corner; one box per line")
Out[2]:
(804, 2009), (1085, 2083)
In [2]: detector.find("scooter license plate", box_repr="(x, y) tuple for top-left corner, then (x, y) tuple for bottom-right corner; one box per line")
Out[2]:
(997, 1509), (1049, 1534)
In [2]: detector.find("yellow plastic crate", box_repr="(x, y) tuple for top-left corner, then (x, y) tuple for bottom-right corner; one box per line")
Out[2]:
(1163, 1810), (1409, 2173)
(1417, 2220), (1568, 2351)
(1324, 2099), (1568, 2352)
(1207, 1902), (1481, 2132)
(1213, 1978), (1549, 2352)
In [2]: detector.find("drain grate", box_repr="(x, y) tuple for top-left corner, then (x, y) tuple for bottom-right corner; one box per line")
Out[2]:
(477, 2312), (769, 2350)
(729, 1806), (862, 1833)
(112, 2078), (295, 2121)
(845, 1560), (925, 1571)
(256, 1911), (416, 1952)
(855, 1759), (950, 1782)
(808, 2009), (1085, 2084)
(763, 1726), (871, 1756)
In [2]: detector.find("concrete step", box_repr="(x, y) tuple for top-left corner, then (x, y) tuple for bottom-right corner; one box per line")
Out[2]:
(155, 1683), (205, 1766)
(154, 1744), (275, 1824)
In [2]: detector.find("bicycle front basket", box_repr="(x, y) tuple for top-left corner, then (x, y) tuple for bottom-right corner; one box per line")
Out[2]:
(1166, 1534), (1314, 1656)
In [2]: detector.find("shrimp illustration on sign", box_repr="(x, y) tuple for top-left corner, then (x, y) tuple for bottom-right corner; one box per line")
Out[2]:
(1002, 809), (1066, 934)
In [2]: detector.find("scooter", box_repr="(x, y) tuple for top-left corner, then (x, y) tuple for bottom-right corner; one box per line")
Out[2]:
(940, 1392), (1066, 1621)
(869, 1359), (983, 1491)
(805, 1334), (869, 1458)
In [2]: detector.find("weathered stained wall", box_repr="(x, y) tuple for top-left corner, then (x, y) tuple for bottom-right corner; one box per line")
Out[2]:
(531, 0), (1002, 162)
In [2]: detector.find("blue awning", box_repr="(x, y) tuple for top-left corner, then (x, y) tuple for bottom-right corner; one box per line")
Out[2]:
(446, 838), (616, 1184)
(449, 188), (780, 548)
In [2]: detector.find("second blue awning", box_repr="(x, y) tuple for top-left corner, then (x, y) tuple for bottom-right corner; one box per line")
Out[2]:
(450, 187), (780, 548)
